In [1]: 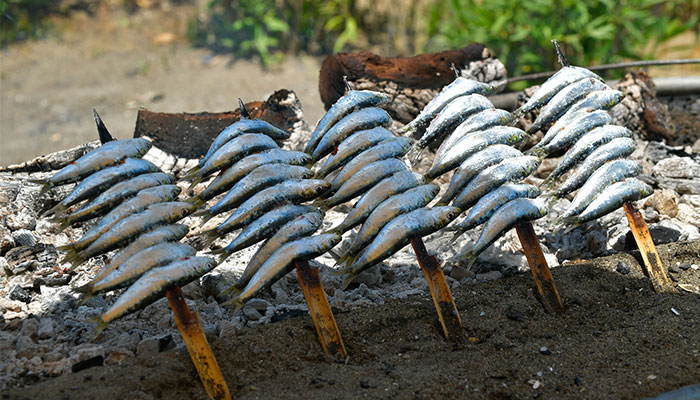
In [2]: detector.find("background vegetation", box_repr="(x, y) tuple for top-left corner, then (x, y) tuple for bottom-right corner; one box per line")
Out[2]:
(3, 0), (699, 80)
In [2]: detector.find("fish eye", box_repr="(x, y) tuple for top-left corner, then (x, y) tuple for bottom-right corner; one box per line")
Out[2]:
(315, 185), (326, 193)
(431, 188), (439, 196)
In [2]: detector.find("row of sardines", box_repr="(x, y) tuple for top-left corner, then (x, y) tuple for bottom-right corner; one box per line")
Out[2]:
(37, 57), (648, 331)
(515, 66), (650, 223)
(34, 136), (215, 332)
(180, 114), (339, 310)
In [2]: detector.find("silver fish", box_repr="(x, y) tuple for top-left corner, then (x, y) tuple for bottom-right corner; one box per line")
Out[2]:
(329, 137), (414, 191)
(401, 77), (495, 133)
(539, 89), (623, 149)
(32, 138), (152, 192)
(559, 159), (642, 220)
(214, 204), (316, 257)
(190, 149), (311, 204)
(329, 169), (422, 234)
(307, 90), (391, 154)
(403, 94), (493, 163)
(82, 242), (196, 296)
(95, 256), (216, 332)
(432, 108), (512, 163)
(44, 158), (160, 217)
(199, 164), (314, 222)
(340, 206), (459, 288)
(187, 133), (279, 182)
(57, 185), (183, 254)
(224, 233), (342, 310)
(439, 145), (523, 205)
(454, 198), (548, 269)
(207, 179), (329, 238)
(91, 224), (189, 285)
(200, 119), (289, 168)
(336, 184), (439, 268)
(229, 211), (324, 293)
(543, 125), (631, 186)
(312, 107), (392, 162)
(513, 66), (601, 117)
(528, 77), (608, 133)
(427, 126), (526, 179)
(533, 110), (613, 157)
(554, 137), (636, 198)
(315, 127), (395, 178)
(56, 172), (174, 228)
(316, 158), (408, 210)
(452, 156), (539, 211)
(450, 183), (541, 234)
(569, 178), (652, 224)
(65, 201), (195, 266)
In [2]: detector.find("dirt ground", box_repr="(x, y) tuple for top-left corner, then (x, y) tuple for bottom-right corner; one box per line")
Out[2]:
(3, 239), (699, 399)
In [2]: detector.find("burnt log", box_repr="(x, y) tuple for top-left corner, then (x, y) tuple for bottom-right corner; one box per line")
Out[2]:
(319, 44), (507, 124)
(133, 89), (308, 160)
(610, 71), (675, 142)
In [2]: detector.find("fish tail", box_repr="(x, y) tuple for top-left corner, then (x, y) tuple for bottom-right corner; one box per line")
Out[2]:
(221, 296), (245, 313)
(197, 211), (215, 227)
(340, 271), (358, 290)
(52, 216), (71, 231)
(199, 229), (220, 248)
(312, 199), (331, 211)
(526, 146), (548, 160)
(42, 203), (67, 218)
(219, 284), (242, 297)
(91, 315), (109, 336)
(216, 253), (229, 265)
(332, 254), (352, 270)
(56, 243), (76, 252)
(398, 123), (415, 135)
(187, 196), (205, 208)
(182, 165), (201, 179)
(449, 230), (466, 244)
(186, 176), (203, 190)
(404, 145), (423, 167)
(511, 107), (525, 120)
(29, 179), (51, 194)
(463, 252), (478, 271)
(207, 246), (227, 256)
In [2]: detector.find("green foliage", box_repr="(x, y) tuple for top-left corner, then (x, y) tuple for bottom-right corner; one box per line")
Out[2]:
(188, 0), (361, 66)
(1, 0), (59, 46)
(427, 0), (699, 81)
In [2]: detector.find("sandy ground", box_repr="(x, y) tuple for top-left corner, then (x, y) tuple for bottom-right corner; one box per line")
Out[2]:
(0, 4), (325, 166)
(4, 240), (700, 400)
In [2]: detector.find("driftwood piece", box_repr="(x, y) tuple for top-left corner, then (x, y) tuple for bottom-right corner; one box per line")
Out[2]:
(134, 89), (309, 159)
(319, 45), (507, 123)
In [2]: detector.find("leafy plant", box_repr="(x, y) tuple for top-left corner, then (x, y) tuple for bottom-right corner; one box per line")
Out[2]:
(426, 0), (699, 84)
(1, 0), (59, 46)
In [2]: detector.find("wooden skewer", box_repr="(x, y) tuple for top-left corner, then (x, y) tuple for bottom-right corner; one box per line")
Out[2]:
(295, 260), (348, 357)
(623, 201), (675, 293)
(165, 287), (232, 400)
(410, 237), (462, 339)
(515, 221), (565, 314)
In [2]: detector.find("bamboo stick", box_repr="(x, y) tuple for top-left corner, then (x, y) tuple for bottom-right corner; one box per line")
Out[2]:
(165, 287), (231, 400)
(295, 260), (348, 357)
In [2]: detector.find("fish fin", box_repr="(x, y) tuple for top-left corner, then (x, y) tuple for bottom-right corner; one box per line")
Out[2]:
(56, 243), (76, 252)
(398, 123), (415, 135)
(463, 252), (478, 271)
(207, 247), (227, 255)
(182, 165), (201, 179)
(216, 254), (229, 265)
(186, 176), (203, 190)
(527, 146), (548, 160)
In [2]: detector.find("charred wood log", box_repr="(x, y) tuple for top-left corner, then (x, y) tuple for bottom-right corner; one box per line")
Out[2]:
(319, 44), (507, 124)
(133, 89), (309, 160)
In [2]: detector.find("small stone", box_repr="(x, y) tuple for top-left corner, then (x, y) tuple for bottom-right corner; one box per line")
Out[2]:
(246, 298), (271, 313)
(11, 229), (37, 247)
(15, 335), (36, 359)
(115, 332), (141, 352)
(217, 320), (240, 339)
(0, 297), (23, 312)
(476, 271), (503, 281)
(1, 236), (15, 255)
(242, 306), (262, 321)
(450, 265), (474, 281)
(137, 337), (160, 358)
(505, 305), (525, 322)
(6, 209), (37, 231)
(20, 318), (40, 340)
(539, 346), (551, 355)
(9, 285), (32, 303)
(616, 261), (631, 275)
(37, 318), (55, 339)
(679, 263), (691, 270)
(34, 273), (71, 288)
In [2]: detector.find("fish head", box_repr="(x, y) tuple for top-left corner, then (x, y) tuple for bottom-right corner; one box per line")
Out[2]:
(432, 206), (461, 227)
(297, 153), (313, 166)
(528, 185), (543, 197)
(608, 90), (625, 107)
(307, 180), (331, 197)
(427, 184), (441, 200)
(531, 198), (549, 217)
(301, 169), (315, 179)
